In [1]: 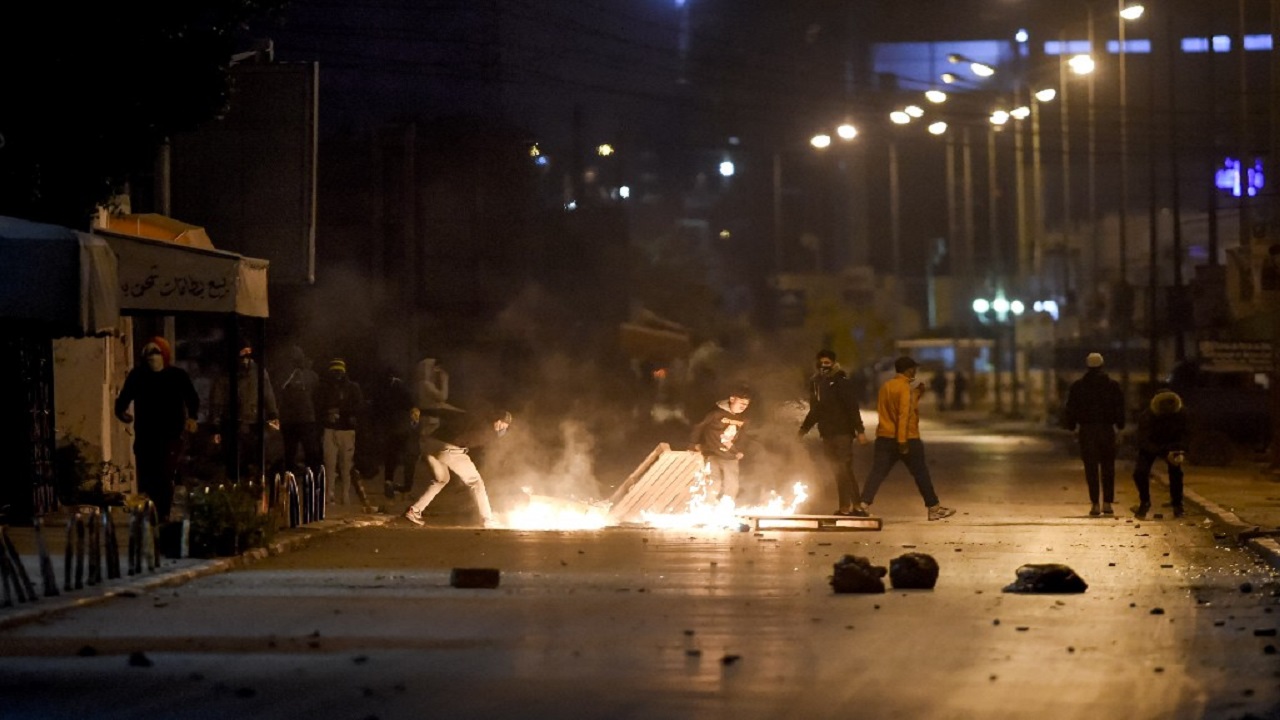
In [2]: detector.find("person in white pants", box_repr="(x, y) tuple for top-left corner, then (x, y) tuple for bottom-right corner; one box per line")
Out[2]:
(404, 408), (511, 528)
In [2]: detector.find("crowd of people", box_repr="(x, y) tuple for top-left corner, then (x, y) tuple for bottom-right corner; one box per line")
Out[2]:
(112, 336), (510, 527)
(111, 330), (1191, 530)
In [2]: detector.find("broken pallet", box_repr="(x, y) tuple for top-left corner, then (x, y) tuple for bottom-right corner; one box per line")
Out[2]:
(737, 514), (883, 532)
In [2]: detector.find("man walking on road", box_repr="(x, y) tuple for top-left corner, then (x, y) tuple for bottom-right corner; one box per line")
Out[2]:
(1061, 352), (1126, 516)
(798, 350), (871, 516)
(856, 356), (956, 521)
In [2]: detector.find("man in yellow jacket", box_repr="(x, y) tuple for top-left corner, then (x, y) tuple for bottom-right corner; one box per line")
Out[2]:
(856, 356), (957, 521)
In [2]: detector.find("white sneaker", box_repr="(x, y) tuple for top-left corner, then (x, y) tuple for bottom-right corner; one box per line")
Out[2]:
(403, 508), (424, 526)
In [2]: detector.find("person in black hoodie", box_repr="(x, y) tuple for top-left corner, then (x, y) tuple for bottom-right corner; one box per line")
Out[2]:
(114, 336), (199, 522)
(690, 383), (752, 504)
(798, 349), (870, 516)
(402, 407), (512, 528)
(315, 358), (365, 505)
(1061, 352), (1126, 516)
(1131, 389), (1190, 518)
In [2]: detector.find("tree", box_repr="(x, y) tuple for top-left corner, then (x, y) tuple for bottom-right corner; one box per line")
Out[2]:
(0, 1), (285, 229)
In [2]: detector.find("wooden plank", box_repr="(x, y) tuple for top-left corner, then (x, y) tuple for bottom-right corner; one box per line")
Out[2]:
(738, 514), (883, 532)
(608, 449), (704, 522)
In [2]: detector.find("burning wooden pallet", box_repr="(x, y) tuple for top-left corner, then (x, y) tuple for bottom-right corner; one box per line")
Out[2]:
(606, 444), (707, 524)
(736, 514), (882, 532)
(607, 444), (881, 532)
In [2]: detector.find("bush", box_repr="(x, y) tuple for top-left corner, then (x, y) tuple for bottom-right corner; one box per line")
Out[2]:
(186, 483), (276, 558)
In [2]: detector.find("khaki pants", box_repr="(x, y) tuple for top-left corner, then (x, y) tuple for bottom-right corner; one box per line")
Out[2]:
(408, 439), (493, 522)
(322, 428), (357, 502)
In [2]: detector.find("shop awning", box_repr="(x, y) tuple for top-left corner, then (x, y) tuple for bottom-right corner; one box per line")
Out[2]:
(99, 215), (269, 318)
(0, 215), (120, 336)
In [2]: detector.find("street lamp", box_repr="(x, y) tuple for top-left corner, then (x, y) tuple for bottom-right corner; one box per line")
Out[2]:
(1116, 0), (1146, 405)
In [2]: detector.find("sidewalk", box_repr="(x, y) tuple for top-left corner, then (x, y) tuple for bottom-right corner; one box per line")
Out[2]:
(0, 503), (395, 630)
(934, 408), (1280, 570)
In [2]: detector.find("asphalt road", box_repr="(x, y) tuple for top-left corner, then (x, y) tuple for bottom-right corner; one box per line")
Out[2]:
(1, 422), (1278, 720)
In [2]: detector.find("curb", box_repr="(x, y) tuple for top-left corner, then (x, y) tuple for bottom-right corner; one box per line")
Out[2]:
(0, 513), (395, 632)
(1163, 481), (1280, 572)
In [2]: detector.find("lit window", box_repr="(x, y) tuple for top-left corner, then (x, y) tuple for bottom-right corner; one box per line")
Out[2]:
(1244, 34), (1273, 51)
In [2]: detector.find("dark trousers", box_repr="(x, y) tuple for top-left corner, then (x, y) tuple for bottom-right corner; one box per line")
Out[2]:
(135, 436), (184, 522)
(1133, 450), (1184, 507)
(281, 422), (321, 476)
(862, 438), (939, 508)
(821, 434), (863, 509)
(1077, 424), (1117, 504)
(383, 434), (417, 496)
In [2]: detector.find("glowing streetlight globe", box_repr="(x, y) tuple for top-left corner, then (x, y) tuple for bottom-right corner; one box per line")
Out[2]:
(972, 299), (991, 314)
(719, 160), (735, 177)
(927, 121), (948, 135)
(1120, 4), (1145, 20)
(1010, 300), (1025, 315)
(1068, 54), (1096, 75)
(890, 111), (911, 125)
(1035, 88), (1057, 102)
(904, 105), (924, 118)
(810, 134), (832, 149)
(925, 90), (948, 104)
(836, 123), (858, 140)
(1010, 106), (1031, 120)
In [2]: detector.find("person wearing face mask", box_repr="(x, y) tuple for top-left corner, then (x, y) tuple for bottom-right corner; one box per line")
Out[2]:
(799, 349), (871, 516)
(315, 358), (365, 505)
(114, 336), (200, 523)
(403, 407), (512, 529)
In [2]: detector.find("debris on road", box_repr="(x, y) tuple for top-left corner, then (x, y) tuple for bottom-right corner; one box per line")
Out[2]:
(1001, 563), (1088, 594)
(830, 554), (887, 594)
(889, 552), (939, 589)
(450, 568), (500, 589)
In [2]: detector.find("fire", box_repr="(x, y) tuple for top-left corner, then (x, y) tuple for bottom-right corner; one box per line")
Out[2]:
(502, 488), (611, 531)
(498, 467), (809, 532)
(641, 463), (808, 531)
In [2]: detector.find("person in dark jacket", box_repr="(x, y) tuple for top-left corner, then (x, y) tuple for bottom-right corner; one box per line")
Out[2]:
(209, 340), (279, 482)
(367, 366), (419, 500)
(316, 358), (365, 505)
(114, 336), (199, 522)
(690, 384), (752, 504)
(277, 345), (321, 478)
(798, 349), (871, 516)
(1061, 352), (1126, 516)
(1131, 390), (1190, 518)
(402, 407), (512, 528)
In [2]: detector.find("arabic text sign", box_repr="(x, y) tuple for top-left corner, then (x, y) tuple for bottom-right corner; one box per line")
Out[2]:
(1198, 340), (1274, 373)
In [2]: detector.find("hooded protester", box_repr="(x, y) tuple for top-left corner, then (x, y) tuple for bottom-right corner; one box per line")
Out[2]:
(366, 365), (419, 499)
(799, 349), (871, 516)
(315, 357), (365, 505)
(403, 407), (512, 528)
(1131, 390), (1190, 518)
(690, 383), (752, 503)
(114, 336), (200, 522)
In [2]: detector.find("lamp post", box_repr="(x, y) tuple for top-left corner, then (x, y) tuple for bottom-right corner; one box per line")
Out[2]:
(972, 294), (1026, 415)
(1117, 1), (1145, 404)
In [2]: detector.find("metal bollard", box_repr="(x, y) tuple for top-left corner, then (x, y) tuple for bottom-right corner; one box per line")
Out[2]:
(127, 507), (141, 576)
(73, 513), (85, 590)
(32, 516), (59, 597)
(103, 507), (121, 580)
(64, 513), (76, 589)
(316, 466), (327, 521)
(0, 526), (35, 603)
(86, 507), (102, 586)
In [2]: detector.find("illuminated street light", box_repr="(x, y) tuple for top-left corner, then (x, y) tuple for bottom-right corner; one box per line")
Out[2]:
(927, 121), (948, 135)
(597, 143), (615, 156)
(1035, 88), (1057, 103)
(1015, 28), (1030, 43)
(972, 298), (991, 314)
(1010, 299), (1025, 315)
(925, 90), (948, 104)
(941, 73), (959, 84)
(810, 133), (832, 149)
(890, 111), (911, 125)
(719, 160), (735, 177)
(970, 62), (995, 77)
(1120, 3), (1145, 20)
(904, 105), (925, 118)
(836, 123), (858, 140)
(990, 110), (1010, 126)
(1010, 106), (1031, 120)
(1068, 54), (1096, 75)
